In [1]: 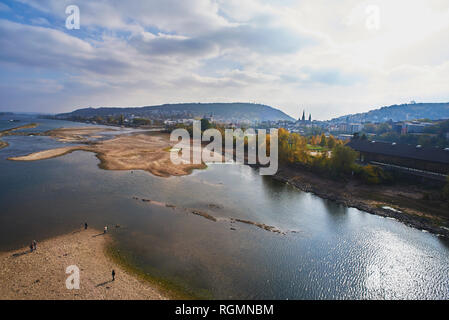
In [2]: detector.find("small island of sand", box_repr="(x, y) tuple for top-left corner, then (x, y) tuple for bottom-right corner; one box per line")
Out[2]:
(0, 229), (167, 300)
(0, 140), (8, 150)
(46, 126), (115, 143)
(8, 128), (206, 177)
(0, 123), (39, 150)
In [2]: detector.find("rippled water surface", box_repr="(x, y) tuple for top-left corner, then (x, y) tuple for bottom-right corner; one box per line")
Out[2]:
(1, 115), (448, 299)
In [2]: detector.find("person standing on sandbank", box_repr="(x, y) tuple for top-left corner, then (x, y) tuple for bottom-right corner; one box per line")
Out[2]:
(104, 226), (108, 234)
(29, 243), (33, 253)
(84, 222), (88, 230)
(33, 240), (37, 251)
(112, 270), (115, 281)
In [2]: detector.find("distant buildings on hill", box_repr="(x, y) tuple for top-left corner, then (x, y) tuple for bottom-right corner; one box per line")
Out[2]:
(392, 121), (434, 134)
(329, 123), (364, 134)
(59, 103), (448, 145)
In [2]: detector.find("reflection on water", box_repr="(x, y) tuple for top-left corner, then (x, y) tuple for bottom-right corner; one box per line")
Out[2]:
(0, 116), (448, 299)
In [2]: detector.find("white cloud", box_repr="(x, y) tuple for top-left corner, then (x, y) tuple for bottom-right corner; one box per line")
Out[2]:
(1, 0), (449, 119)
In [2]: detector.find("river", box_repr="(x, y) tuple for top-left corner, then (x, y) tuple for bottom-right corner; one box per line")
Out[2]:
(1, 115), (448, 299)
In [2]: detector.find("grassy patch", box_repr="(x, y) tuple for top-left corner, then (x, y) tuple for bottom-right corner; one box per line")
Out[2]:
(306, 144), (327, 151)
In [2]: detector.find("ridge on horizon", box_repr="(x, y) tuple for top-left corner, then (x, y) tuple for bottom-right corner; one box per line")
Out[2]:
(4, 101), (449, 124)
(56, 102), (295, 122)
(329, 102), (449, 123)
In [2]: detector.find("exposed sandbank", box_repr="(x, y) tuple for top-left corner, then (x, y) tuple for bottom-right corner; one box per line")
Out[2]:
(0, 228), (167, 300)
(0, 123), (39, 150)
(8, 146), (85, 161)
(0, 140), (8, 150)
(8, 130), (206, 177)
(133, 196), (287, 234)
(46, 127), (114, 143)
(0, 123), (38, 137)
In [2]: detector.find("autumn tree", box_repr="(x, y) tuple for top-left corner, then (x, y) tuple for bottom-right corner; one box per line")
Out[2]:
(200, 118), (212, 131)
(319, 133), (327, 147)
(329, 144), (358, 176)
(327, 135), (337, 149)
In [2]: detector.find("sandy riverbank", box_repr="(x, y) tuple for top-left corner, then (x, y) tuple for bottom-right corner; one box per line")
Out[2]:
(8, 130), (206, 177)
(0, 228), (167, 300)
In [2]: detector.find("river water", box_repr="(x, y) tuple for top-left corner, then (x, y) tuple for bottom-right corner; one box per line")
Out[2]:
(1, 115), (448, 299)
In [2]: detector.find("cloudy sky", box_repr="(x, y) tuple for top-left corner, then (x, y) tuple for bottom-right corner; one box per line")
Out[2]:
(0, 0), (449, 120)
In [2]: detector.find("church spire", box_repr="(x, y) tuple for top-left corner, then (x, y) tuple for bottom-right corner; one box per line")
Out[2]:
(301, 109), (305, 121)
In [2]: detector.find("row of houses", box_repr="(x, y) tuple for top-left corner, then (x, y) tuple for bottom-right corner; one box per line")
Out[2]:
(329, 123), (364, 134)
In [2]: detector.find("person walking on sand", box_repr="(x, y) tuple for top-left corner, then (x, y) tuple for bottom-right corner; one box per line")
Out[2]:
(84, 222), (88, 230)
(112, 270), (115, 281)
(104, 226), (108, 234)
(33, 240), (37, 251)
